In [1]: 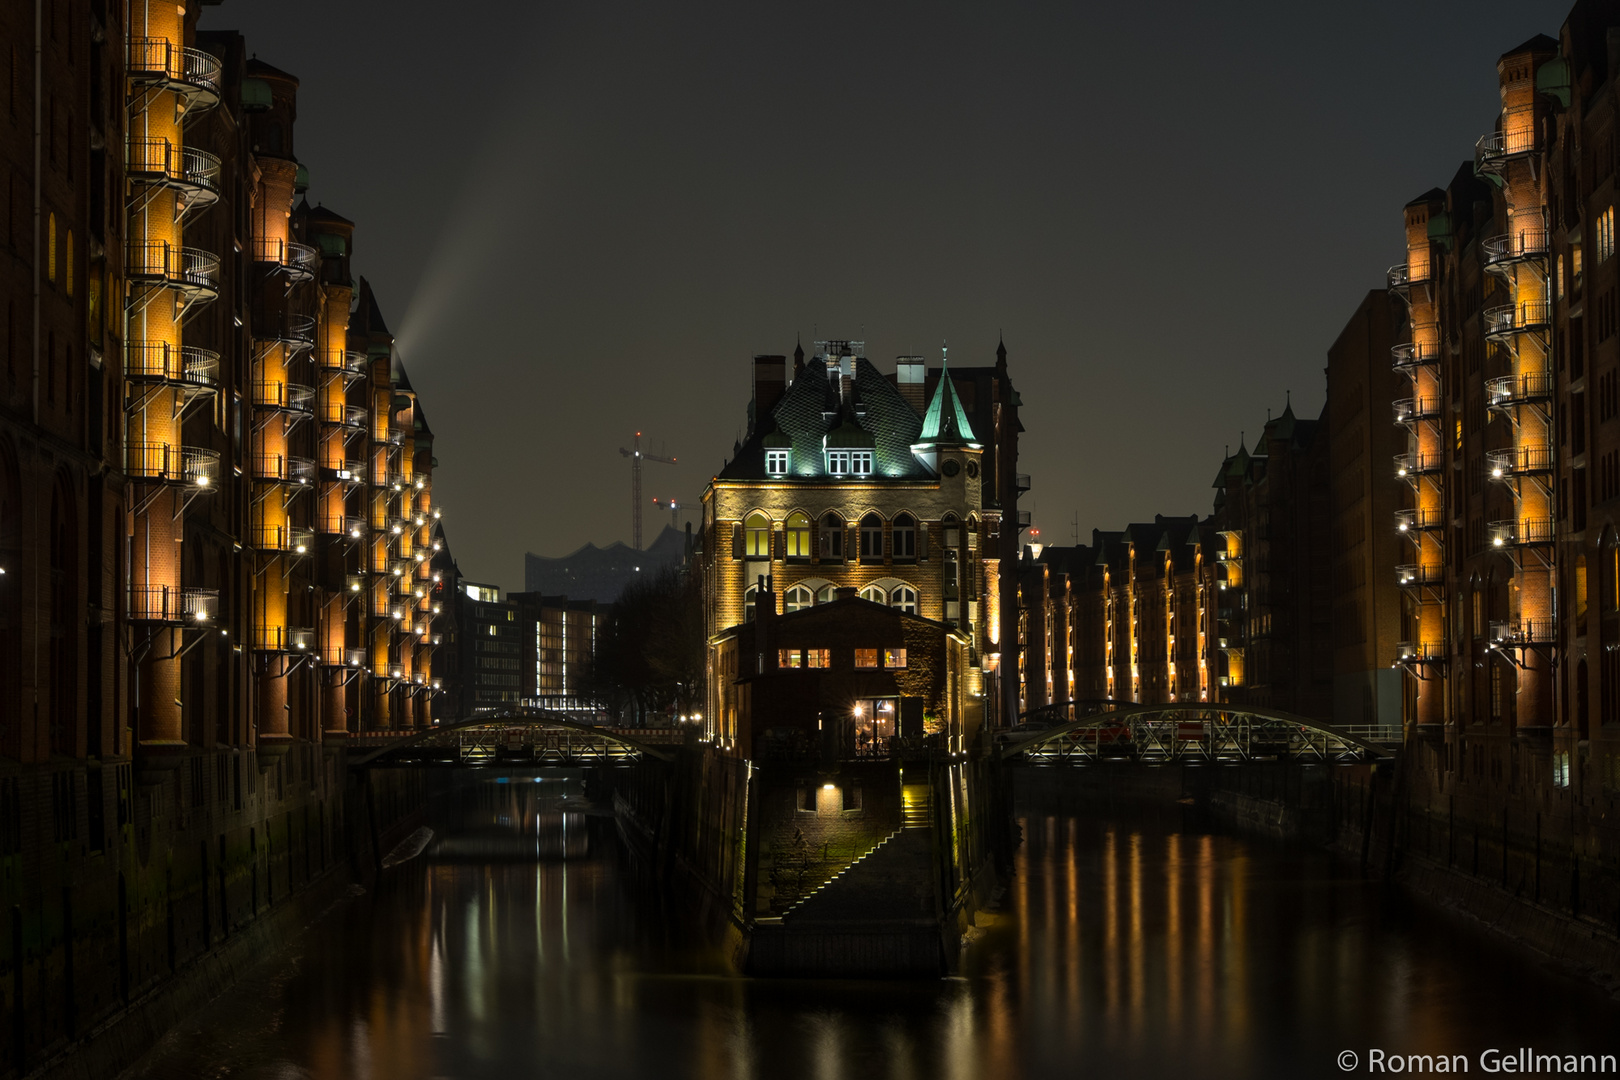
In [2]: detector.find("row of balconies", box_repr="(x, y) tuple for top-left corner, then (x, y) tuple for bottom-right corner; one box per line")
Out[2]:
(1394, 444), (1554, 481)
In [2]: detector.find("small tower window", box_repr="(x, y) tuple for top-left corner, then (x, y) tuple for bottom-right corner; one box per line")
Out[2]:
(785, 511), (811, 559)
(766, 449), (790, 475)
(827, 449), (851, 475)
(744, 512), (770, 558)
(851, 450), (874, 476)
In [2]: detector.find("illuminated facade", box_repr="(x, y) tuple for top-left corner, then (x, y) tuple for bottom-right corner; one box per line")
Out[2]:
(700, 340), (1023, 750)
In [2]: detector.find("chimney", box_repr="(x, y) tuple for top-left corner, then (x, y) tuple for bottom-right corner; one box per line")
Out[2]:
(756, 573), (776, 672)
(895, 357), (926, 413)
(753, 355), (787, 419)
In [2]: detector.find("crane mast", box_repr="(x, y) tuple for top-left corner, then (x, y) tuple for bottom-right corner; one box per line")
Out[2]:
(619, 432), (677, 550)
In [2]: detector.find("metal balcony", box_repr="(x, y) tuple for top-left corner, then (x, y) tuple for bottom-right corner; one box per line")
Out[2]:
(126, 341), (219, 393)
(1395, 507), (1444, 533)
(1482, 223), (1550, 272)
(252, 524), (315, 554)
(1391, 334), (1441, 369)
(1484, 301), (1551, 341)
(126, 38), (222, 113)
(1490, 618), (1554, 646)
(126, 138), (222, 211)
(1016, 510), (1032, 528)
(322, 647), (369, 669)
(381, 472), (406, 492)
(252, 381), (315, 415)
(1395, 640), (1447, 665)
(252, 454), (316, 486)
(1475, 115), (1538, 174)
(1485, 371), (1552, 409)
(1486, 445), (1553, 479)
(1396, 563), (1444, 589)
(126, 443), (220, 488)
(254, 625), (317, 653)
(126, 241), (220, 303)
(1014, 473), (1031, 494)
(1488, 518), (1555, 547)
(260, 313), (317, 348)
(321, 513), (366, 538)
(1394, 451), (1443, 479)
(1386, 262), (1431, 297)
(1393, 397), (1441, 425)
(320, 401), (368, 429)
(129, 585), (218, 624)
(253, 237), (319, 282)
(318, 349), (369, 379)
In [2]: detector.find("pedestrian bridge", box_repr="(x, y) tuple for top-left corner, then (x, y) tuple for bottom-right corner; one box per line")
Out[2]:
(998, 701), (1399, 765)
(347, 709), (679, 767)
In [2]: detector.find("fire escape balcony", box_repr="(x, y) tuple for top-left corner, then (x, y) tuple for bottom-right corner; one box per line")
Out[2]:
(128, 585), (218, 624)
(127, 241), (220, 305)
(126, 37), (222, 113)
(126, 341), (220, 394)
(1482, 223), (1550, 274)
(252, 381), (315, 416)
(259, 313), (317, 349)
(1395, 640), (1447, 666)
(126, 138), (221, 213)
(1016, 510), (1032, 529)
(1014, 473), (1031, 494)
(126, 443), (220, 488)
(251, 524), (315, 554)
(317, 349), (369, 381)
(320, 402), (369, 430)
(1486, 371), (1553, 410)
(374, 424), (406, 448)
(1490, 618), (1555, 647)
(251, 454), (316, 486)
(1484, 300), (1551, 342)
(1395, 507), (1444, 534)
(381, 472), (407, 492)
(253, 237), (320, 282)
(1396, 563), (1445, 589)
(1393, 396), (1441, 426)
(1394, 451), (1443, 481)
(320, 513), (365, 538)
(1475, 114), (1538, 176)
(321, 648), (369, 669)
(1391, 334), (1441, 370)
(1386, 263), (1431, 300)
(1487, 444), (1553, 480)
(1488, 518), (1555, 547)
(254, 625), (316, 653)
(326, 459), (366, 484)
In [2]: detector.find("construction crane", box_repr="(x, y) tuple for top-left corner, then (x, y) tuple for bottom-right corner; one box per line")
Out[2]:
(652, 497), (683, 531)
(619, 432), (676, 551)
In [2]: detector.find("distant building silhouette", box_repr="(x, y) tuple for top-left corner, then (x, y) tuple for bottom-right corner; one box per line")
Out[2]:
(524, 524), (688, 604)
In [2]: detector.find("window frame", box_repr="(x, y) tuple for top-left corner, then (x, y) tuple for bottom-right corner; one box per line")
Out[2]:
(785, 511), (811, 560)
(892, 513), (916, 561)
(859, 513), (884, 563)
(890, 585), (918, 614)
(784, 584), (813, 612)
(827, 449), (851, 475)
(854, 648), (879, 669)
(744, 512), (771, 559)
(765, 448), (790, 476)
(851, 450), (874, 476)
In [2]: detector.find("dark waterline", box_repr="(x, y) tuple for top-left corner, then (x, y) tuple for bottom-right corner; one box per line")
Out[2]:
(129, 783), (1620, 1080)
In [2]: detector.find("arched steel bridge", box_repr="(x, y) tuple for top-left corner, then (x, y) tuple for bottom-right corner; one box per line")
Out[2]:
(348, 709), (677, 768)
(998, 700), (1399, 765)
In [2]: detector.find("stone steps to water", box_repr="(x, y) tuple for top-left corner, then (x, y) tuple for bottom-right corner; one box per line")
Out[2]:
(783, 829), (935, 923)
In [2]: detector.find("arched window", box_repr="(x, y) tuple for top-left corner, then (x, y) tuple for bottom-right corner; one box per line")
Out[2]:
(743, 584), (758, 623)
(942, 513), (960, 548)
(815, 584), (836, 604)
(47, 214), (57, 283)
(819, 513), (844, 560)
(785, 511), (811, 560)
(744, 512), (770, 558)
(64, 230), (73, 298)
(892, 513), (916, 561)
(784, 585), (813, 613)
(859, 513), (884, 563)
(859, 584), (886, 605)
(890, 585), (918, 614)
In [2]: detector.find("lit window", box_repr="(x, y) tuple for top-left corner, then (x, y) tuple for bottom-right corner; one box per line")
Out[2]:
(744, 512), (771, 558)
(892, 513), (916, 560)
(766, 449), (790, 475)
(1601, 208), (1616, 263)
(779, 648), (801, 668)
(851, 450), (874, 475)
(785, 584), (813, 612)
(855, 648), (879, 669)
(47, 214), (56, 283)
(805, 648), (831, 668)
(859, 514), (884, 562)
(827, 449), (851, 475)
(890, 585), (918, 614)
(859, 584), (886, 604)
(785, 511), (811, 559)
(884, 648), (907, 668)
(819, 514), (844, 559)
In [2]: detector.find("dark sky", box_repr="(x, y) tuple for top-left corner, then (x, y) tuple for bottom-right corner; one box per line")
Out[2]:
(202, 0), (1572, 593)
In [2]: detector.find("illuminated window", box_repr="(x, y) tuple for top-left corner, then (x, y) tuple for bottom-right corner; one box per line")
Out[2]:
(1601, 208), (1616, 263)
(827, 449), (851, 475)
(859, 584), (886, 604)
(819, 513), (844, 559)
(744, 512), (770, 558)
(851, 450), (873, 476)
(890, 585), (918, 614)
(855, 648), (879, 669)
(766, 449), (789, 475)
(785, 511), (811, 559)
(884, 648), (907, 668)
(859, 513), (883, 562)
(785, 584), (813, 612)
(778, 648), (801, 668)
(47, 214), (56, 283)
(805, 648), (830, 668)
(892, 513), (916, 560)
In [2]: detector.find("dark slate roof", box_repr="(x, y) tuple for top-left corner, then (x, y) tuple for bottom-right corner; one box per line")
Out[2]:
(717, 356), (931, 482)
(1406, 187), (1447, 208)
(1501, 33), (1558, 59)
(245, 57), (299, 84)
(356, 278), (391, 338)
(305, 202), (354, 227)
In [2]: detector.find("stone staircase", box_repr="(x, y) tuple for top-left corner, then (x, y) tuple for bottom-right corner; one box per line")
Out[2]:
(902, 783), (932, 831)
(782, 828), (935, 923)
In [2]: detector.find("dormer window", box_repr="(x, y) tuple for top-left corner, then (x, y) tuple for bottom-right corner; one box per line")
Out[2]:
(851, 450), (874, 476)
(827, 449), (851, 475)
(766, 449), (790, 476)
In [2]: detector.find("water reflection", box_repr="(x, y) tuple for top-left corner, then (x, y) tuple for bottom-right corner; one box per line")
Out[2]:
(133, 793), (1620, 1080)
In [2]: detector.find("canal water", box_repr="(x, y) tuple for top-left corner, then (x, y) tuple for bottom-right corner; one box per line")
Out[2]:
(128, 777), (1620, 1080)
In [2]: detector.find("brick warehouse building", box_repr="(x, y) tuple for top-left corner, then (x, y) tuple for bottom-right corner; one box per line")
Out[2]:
(699, 340), (1024, 752)
(0, 6), (444, 1070)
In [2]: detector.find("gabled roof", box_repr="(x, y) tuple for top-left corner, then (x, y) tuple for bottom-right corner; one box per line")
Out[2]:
(304, 202), (354, 227)
(1501, 33), (1558, 60)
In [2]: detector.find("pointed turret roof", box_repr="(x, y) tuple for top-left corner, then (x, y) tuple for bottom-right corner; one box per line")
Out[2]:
(919, 355), (977, 445)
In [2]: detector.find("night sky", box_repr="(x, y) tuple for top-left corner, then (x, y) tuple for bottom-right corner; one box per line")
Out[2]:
(202, 1), (1571, 593)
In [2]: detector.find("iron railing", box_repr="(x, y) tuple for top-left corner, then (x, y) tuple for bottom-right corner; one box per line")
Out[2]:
(1391, 334), (1440, 368)
(1394, 451), (1443, 478)
(126, 241), (220, 294)
(1486, 371), (1552, 407)
(1396, 563), (1444, 588)
(129, 584), (218, 623)
(1484, 300), (1551, 338)
(251, 454), (316, 485)
(252, 381), (315, 413)
(1491, 618), (1555, 646)
(126, 443), (220, 487)
(1486, 445), (1553, 478)
(125, 341), (219, 390)
(1395, 507), (1444, 533)
(1393, 397), (1441, 424)
(1487, 518), (1555, 547)
(126, 38), (222, 99)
